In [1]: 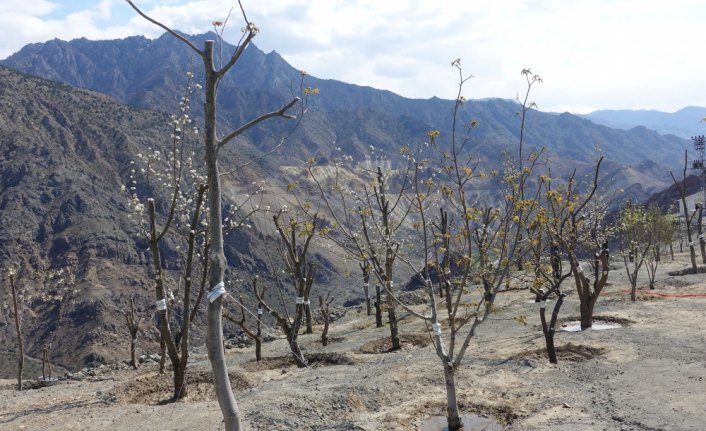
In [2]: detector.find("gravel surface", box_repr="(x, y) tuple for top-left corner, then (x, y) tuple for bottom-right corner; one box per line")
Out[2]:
(1, 252), (705, 430)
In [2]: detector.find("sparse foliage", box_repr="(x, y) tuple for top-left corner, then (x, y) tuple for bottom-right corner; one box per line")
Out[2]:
(616, 201), (653, 301)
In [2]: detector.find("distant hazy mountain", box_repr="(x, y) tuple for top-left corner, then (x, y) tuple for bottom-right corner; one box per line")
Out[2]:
(584, 107), (706, 139)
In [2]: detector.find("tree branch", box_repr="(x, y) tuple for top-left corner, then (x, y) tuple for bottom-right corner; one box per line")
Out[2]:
(218, 97), (300, 150)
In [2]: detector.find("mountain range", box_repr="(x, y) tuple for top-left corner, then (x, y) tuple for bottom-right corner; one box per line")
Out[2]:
(0, 32), (697, 370)
(584, 106), (706, 139)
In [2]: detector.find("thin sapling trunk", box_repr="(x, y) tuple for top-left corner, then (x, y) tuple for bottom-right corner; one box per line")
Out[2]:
(9, 272), (24, 390)
(319, 293), (334, 346)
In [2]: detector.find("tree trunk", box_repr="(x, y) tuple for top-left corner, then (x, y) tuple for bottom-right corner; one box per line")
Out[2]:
(444, 363), (464, 431)
(689, 244), (697, 272)
(579, 301), (593, 330)
(630, 278), (637, 301)
(255, 308), (263, 362)
(130, 336), (138, 370)
(173, 361), (187, 400)
(319, 295), (332, 346)
(42, 349), (46, 381)
(540, 295), (564, 364)
(321, 318), (330, 346)
(374, 285), (383, 328)
(10, 273), (23, 391)
(159, 337), (166, 375)
(289, 333), (307, 367)
(544, 330), (557, 364)
(203, 40), (241, 430)
(305, 302), (313, 334)
(699, 206), (706, 264)
(255, 338), (262, 362)
(363, 283), (371, 316)
(386, 290), (400, 351)
(287, 304), (308, 367)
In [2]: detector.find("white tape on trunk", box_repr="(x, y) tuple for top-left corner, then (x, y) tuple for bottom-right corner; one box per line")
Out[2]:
(207, 282), (226, 303)
(432, 322), (442, 336)
(155, 299), (167, 311)
(257, 308), (263, 315)
(296, 296), (305, 304)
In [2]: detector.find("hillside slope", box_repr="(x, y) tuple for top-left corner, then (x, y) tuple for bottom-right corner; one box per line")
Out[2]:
(0, 66), (342, 371)
(1, 33), (691, 189)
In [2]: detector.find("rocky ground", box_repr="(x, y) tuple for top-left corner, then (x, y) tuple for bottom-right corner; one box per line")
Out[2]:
(1, 251), (705, 431)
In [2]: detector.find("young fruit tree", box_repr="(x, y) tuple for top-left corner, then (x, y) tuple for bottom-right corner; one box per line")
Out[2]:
(394, 64), (544, 430)
(125, 1), (301, 426)
(644, 205), (674, 289)
(124, 67), (223, 399)
(359, 259), (373, 317)
(304, 155), (417, 351)
(616, 201), (654, 301)
(543, 158), (611, 330)
(223, 278), (266, 362)
(318, 292), (335, 346)
(253, 212), (321, 367)
(121, 297), (141, 370)
(525, 198), (573, 364)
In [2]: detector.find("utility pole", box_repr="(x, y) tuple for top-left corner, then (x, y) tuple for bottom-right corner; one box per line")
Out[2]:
(691, 135), (705, 260)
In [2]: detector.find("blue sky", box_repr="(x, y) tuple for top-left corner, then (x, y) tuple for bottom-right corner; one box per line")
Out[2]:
(2, 0), (706, 115)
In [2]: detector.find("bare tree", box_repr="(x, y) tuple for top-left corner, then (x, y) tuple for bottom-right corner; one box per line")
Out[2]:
(670, 150), (698, 272)
(305, 160), (415, 351)
(318, 293), (334, 346)
(41, 343), (52, 382)
(121, 297), (141, 370)
(125, 1), (301, 426)
(359, 259), (373, 316)
(223, 283), (265, 362)
(259, 212), (319, 367)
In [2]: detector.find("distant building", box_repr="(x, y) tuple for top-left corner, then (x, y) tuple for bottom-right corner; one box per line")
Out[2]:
(676, 191), (705, 226)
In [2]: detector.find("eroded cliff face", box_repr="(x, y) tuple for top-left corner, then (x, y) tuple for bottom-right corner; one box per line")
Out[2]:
(0, 66), (169, 370)
(0, 66), (343, 371)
